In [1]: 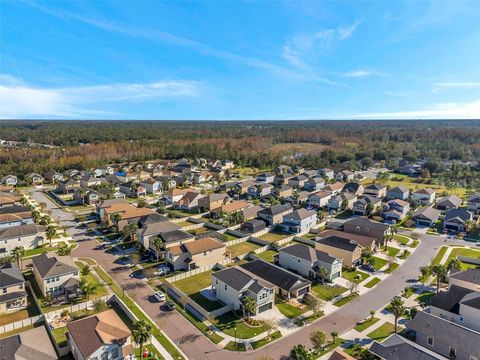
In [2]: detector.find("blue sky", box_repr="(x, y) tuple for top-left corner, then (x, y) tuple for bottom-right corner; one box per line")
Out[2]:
(1, 0), (480, 120)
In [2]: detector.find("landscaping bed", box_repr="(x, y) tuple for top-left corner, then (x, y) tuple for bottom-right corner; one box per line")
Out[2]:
(212, 312), (270, 339)
(333, 292), (359, 307)
(354, 317), (380, 332)
(364, 277), (381, 288)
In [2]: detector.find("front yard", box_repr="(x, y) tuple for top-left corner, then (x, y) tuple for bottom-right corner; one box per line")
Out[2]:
(311, 284), (347, 301)
(212, 312), (271, 339)
(371, 256), (388, 270)
(275, 297), (308, 318)
(342, 269), (370, 283)
(367, 322), (395, 342)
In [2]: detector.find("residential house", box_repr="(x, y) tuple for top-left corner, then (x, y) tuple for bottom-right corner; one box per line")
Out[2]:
(307, 190), (332, 209)
(79, 176), (101, 188)
(174, 191), (205, 211)
(73, 189), (100, 205)
(26, 173), (43, 185)
(328, 350), (357, 360)
(387, 185), (410, 200)
(137, 221), (184, 250)
(248, 183), (273, 198)
(382, 199), (410, 221)
(280, 208), (317, 234)
(449, 269), (480, 291)
(303, 177), (325, 192)
(234, 180), (256, 196)
(31, 253), (81, 300)
(327, 193), (357, 212)
(443, 208), (473, 233)
(0, 326), (57, 360)
(240, 260), (311, 299)
(98, 199), (155, 230)
(156, 176), (176, 190)
(198, 193), (229, 211)
(287, 191), (310, 206)
(467, 194), (480, 214)
(352, 196), (382, 215)
(2, 175), (18, 186)
(412, 207), (442, 227)
(167, 237), (226, 271)
(0, 211), (34, 229)
(44, 170), (64, 184)
(274, 185), (293, 199)
(273, 173), (292, 186)
(412, 188), (436, 205)
(119, 181), (146, 198)
(0, 193), (21, 208)
(278, 244), (342, 282)
(315, 236), (362, 268)
(257, 203), (293, 226)
(319, 168), (334, 179)
(436, 195), (462, 211)
(302, 170), (318, 178)
(256, 172), (275, 183)
(163, 188), (191, 205)
(288, 175), (307, 189)
(0, 224), (45, 258)
(241, 205), (264, 220)
(395, 164), (421, 176)
(343, 217), (391, 246)
(335, 170), (355, 182)
(316, 229), (377, 252)
(0, 185), (14, 193)
(210, 200), (248, 217)
(57, 179), (81, 194)
(67, 309), (134, 360)
(211, 267), (276, 315)
(0, 262), (26, 314)
(324, 182), (344, 195)
(343, 182), (364, 196)
(240, 219), (266, 233)
(406, 310), (480, 360)
(363, 184), (387, 198)
(369, 334), (446, 360)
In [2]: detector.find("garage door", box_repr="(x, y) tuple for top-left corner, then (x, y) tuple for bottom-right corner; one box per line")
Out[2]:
(417, 220), (431, 227)
(258, 302), (273, 313)
(331, 271), (341, 280)
(297, 287), (310, 296)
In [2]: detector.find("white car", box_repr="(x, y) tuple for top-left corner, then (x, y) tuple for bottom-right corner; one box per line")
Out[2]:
(154, 291), (166, 302)
(153, 265), (170, 276)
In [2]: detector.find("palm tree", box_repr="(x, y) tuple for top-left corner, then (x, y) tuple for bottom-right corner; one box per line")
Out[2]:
(46, 225), (56, 247)
(241, 296), (257, 320)
(126, 223), (138, 242)
(32, 209), (41, 223)
(389, 296), (405, 334)
(78, 188), (87, 206)
(316, 266), (329, 285)
(57, 243), (72, 256)
(11, 246), (25, 269)
(330, 331), (338, 344)
(132, 320), (152, 359)
(80, 280), (98, 301)
(289, 344), (311, 360)
(151, 237), (165, 262)
(109, 213), (122, 230)
(386, 224), (399, 250)
(431, 264), (447, 293)
(447, 258), (461, 272)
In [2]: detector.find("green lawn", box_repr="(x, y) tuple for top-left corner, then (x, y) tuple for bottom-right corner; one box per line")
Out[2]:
(402, 287), (417, 298)
(444, 247), (480, 269)
(311, 284), (347, 301)
(384, 262), (399, 274)
(275, 300), (307, 319)
(432, 246), (448, 265)
(212, 312), (270, 339)
(417, 291), (435, 306)
(313, 338), (346, 357)
(410, 239), (420, 248)
(22, 245), (58, 258)
(354, 317), (380, 332)
(256, 250), (278, 262)
(52, 326), (69, 347)
(364, 277), (381, 288)
(75, 261), (108, 297)
(227, 241), (262, 257)
(372, 256), (388, 270)
(342, 269), (370, 283)
(251, 330), (282, 349)
(258, 232), (289, 243)
(386, 247), (400, 257)
(394, 234), (410, 245)
(367, 322), (395, 342)
(223, 341), (246, 351)
(333, 292), (359, 307)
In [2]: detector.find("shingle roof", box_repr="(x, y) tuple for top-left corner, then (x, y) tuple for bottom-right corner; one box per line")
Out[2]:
(280, 244), (338, 264)
(437, 195), (462, 208)
(140, 221), (181, 236)
(414, 188), (435, 195)
(259, 203), (292, 216)
(212, 267), (255, 291)
(31, 253), (78, 279)
(317, 230), (376, 248)
(182, 237), (225, 255)
(0, 224), (44, 240)
(0, 205), (30, 215)
(160, 229), (194, 243)
(0, 262), (24, 288)
(389, 185), (409, 193)
(444, 208), (472, 222)
(316, 235), (361, 252)
(412, 207), (442, 222)
(431, 285), (474, 314)
(284, 208), (316, 221)
(0, 326), (57, 360)
(369, 334), (445, 360)
(449, 268), (480, 285)
(345, 217), (390, 232)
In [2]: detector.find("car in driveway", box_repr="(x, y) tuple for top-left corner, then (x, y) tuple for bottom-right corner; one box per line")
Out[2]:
(360, 263), (376, 272)
(153, 291), (166, 302)
(163, 301), (175, 311)
(153, 265), (170, 276)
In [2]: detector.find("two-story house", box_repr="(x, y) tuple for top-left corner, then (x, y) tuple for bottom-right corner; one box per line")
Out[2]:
(274, 185), (293, 199)
(273, 173), (292, 186)
(335, 170), (354, 182)
(343, 217), (391, 247)
(31, 253), (81, 300)
(363, 184), (387, 198)
(248, 183), (273, 198)
(436, 195), (462, 211)
(0, 326), (57, 360)
(139, 179), (162, 195)
(174, 191), (205, 211)
(352, 196), (382, 215)
(67, 309), (134, 360)
(166, 237), (226, 271)
(288, 175), (308, 189)
(2, 175), (18, 186)
(278, 244), (342, 282)
(318, 168), (334, 179)
(412, 207), (442, 227)
(0, 224), (45, 258)
(79, 176), (102, 188)
(412, 188), (436, 205)
(382, 199), (410, 221)
(198, 193), (229, 212)
(315, 236), (362, 268)
(0, 262), (27, 314)
(467, 194), (480, 214)
(303, 177), (325, 192)
(443, 208), (473, 233)
(119, 181), (146, 198)
(57, 179), (81, 194)
(343, 182), (364, 196)
(280, 208), (317, 234)
(256, 172), (275, 183)
(307, 190), (332, 209)
(324, 182), (344, 195)
(257, 203), (293, 226)
(387, 185), (410, 200)
(327, 193), (357, 212)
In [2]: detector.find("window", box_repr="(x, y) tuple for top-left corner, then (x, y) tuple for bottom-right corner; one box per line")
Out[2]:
(427, 337), (434, 346)
(365, 228), (369, 232)
(2, 288), (6, 294)
(355, 226), (360, 231)
(224, 285), (227, 291)
(298, 259), (301, 263)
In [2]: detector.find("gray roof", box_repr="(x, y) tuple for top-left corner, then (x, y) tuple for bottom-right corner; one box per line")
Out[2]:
(259, 203), (292, 216)
(284, 208), (316, 221)
(280, 244), (338, 264)
(413, 207), (442, 222)
(343, 182), (362, 193)
(449, 269), (480, 286)
(437, 195), (462, 208)
(345, 217), (390, 232)
(212, 267), (254, 291)
(0, 205), (30, 214)
(0, 224), (44, 240)
(0, 325), (57, 360)
(460, 292), (480, 310)
(369, 334), (445, 360)
(141, 221), (181, 236)
(444, 208), (472, 222)
(365, 183), (386, 191)
(0, 262), (24, 288)
(317, 235), (361, 252)
(32, 253), (78, 279)
(431, 285), (474, 314)
(407, 311), (480, 356)
(388, 185), (409, 193)
(160, 230), (193, 243)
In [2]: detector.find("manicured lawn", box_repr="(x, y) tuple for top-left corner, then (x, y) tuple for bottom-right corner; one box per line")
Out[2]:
(75, 261), (108, 297)
(22, 245), (58, 258)
(311, 284), (347, 301)
(372, 256), (388, 270)
(445, 247), (480, 269)
(258, 232), (289, 243)
(367, 322), (395, 342)
(223, 232), (241, 241)
(189, 292), (225, 312)
(188, 227), (210, 236)
(354, 317), (380, 332)
(223, 341), (246, 351)
(275, 300), (307, 319)
(173, 270), (213, 295)
(364, 277), (381, 288)
(213, 313), (270, 339)
(313, 338), (346, 357)
(178, 221), (193, 227)
(52, 326), (69, 347)
(402, 287), (416, 298)
(384, 262), (399, 274)
(386, 247), (400, 257)
(333, 292), (359, 307)
(432, 246), (448, 265)
(134, 344), (162, 359)
(256, 250), (278, 262)
(227, 241), (262, 257)
(394, 234), (410, 245)
(251, 330), (282, 349)
(417, 291), (435, 306)
(301, 233), (317, 240)
(410, 239), (420, 248)
(342, 269), (370, 283)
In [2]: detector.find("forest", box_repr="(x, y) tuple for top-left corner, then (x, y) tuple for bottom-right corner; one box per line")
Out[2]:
(1, 120), (480, 188)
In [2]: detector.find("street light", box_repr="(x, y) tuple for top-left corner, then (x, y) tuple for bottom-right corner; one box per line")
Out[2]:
(234, 327), (237, 349)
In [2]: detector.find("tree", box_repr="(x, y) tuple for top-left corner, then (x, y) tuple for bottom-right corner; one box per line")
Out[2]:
(11, 246), (25, 269)
(305, 295), (324, 315)
(310, 330), (327, 351)
(369, 310), (375, 321)
(137, 198), (147, 208)
(330, 331), (338, 344)
(241, 296), (257, 320)
(80, 280), (98, 301)
(132, 319), (152, 360)
(289, 344), (311, 360)
(109, 213), (122, 229)
(447, 258), (461, 272)
(151, 237), (165, 262)
(315, 266), (329, 285)
(46, 225), (57, 247)
(419, 265), (432, 285)
(32, 209), (41, 222)
(57, 243), (71, 256)
(126, 223), (138, 242)
(39, 215), (52, 225)
(431, 264), (447, 293)
(386, 224), (399, 250)
(366, 202), (374, 216)
(81, 264), (91, 276)
(78, 188), (87, 206)
(389, 296), (405, 334)
(92, 299), (107, 312)
(348, 281), (358, 295)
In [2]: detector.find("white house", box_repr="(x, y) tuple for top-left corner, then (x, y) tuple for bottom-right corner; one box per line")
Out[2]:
(412, 188), (436, 205)
(3, 175), (18, 186)
(307, 191), (332, 209)
(467, 194), (480, 214)
(280, 208), (317, 234)
(0, 224), (45, 258)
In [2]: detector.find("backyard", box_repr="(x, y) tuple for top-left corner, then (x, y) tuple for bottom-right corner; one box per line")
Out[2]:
(255, 250), (278, 262)
(258, 231), (289, 243)
(0, 287), (40, 326)
(227, 241), (263, 257)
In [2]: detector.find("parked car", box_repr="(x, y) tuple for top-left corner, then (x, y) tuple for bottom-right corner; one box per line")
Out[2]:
(360, 264), (375, 272)
(163, 301), (175, 311)
(153, 265), (170, 276)
(153, 291), (166, 302)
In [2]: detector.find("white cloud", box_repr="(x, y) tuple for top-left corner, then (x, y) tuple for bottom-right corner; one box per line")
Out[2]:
(343, 100), (480, 119)
(432, 82), (480, 93)
(0, 77), (202, 118)
(343, 70), (386, 78)
(338, 18), (363, 40)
